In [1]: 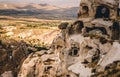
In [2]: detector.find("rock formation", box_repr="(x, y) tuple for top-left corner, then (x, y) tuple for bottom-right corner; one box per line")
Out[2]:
(78, 0), (119, 20)
(0, 39), (29, 77)
(1, 0), (120, 77)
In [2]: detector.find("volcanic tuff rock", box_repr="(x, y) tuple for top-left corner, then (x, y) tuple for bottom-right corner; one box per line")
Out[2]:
(1, 0), (120, 77)
(0, 39), (29, 77)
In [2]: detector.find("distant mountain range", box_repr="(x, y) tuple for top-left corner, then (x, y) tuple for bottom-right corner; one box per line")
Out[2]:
(0, 3), (79, 20)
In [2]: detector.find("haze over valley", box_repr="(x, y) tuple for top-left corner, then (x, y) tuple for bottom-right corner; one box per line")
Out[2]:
(0, 1), (79, 20)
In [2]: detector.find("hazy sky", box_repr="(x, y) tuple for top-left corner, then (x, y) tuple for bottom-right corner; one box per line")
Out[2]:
(0, 0), (80, 7)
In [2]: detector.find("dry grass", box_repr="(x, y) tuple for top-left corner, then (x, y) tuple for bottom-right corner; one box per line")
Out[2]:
(0, 16), (72, 47)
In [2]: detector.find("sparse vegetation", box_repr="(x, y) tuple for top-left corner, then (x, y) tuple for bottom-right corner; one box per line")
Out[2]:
(0, 17), (72, 48)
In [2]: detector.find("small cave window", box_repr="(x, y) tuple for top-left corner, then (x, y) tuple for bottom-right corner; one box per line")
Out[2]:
(66, 75), (70, 77)
(117, 8), (120, 17)
(111, 21), (120, 40)
(69, 47), (79, 56)
(95, 5), (110, 18)
(82, 6), (89, 14)
(78, 5), (89, 17)
(99, 37), (108, 44)
(73, 48), (78, 55)
(0, 40), (2, 45)
(81, 6), (89, 17)
(44, 66), (52, 73)
(85, 45), (93, 50)
(85, 26), (107, 35)
(72, 20), (84, 34)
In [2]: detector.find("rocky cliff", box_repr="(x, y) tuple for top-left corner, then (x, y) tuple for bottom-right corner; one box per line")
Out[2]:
(1, 0), (120, 77)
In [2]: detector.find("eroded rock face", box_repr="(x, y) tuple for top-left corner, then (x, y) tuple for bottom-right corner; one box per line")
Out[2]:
(19, 20), (120, 77)
(17, 0), (120, 77)
(78, 0), (119, 20)
(0, 39), (34, 77)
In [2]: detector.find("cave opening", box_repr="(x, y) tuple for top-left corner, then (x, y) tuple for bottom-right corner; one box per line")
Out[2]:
(95, 5), (110, 18)
(66, 75), (70, 77)
(69, 47), (79, 57)
(111, 21), (120, 40)
(73, 48), (78, 55)
(117, 8), (120, 17)
(82, 6), (89, 15)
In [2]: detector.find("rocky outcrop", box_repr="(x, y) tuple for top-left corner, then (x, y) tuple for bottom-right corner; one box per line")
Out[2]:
(0, 38), (45, 77)
(18, 0), (120, 77)
(78, 0), (119, 20)
(0, 39), (30, 76)
(18, 20), (120, 77)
